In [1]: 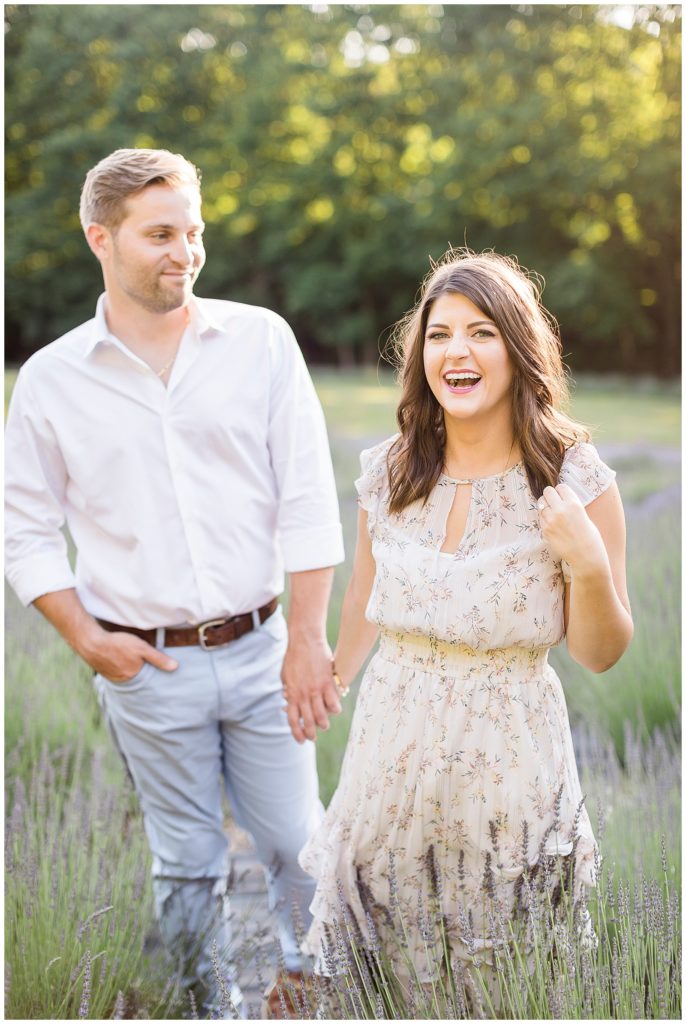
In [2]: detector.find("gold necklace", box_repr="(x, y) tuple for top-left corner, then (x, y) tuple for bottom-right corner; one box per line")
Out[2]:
(151, 339), (181, 380)
(155, 308), (189, 380)
(155, 353), (177, 378)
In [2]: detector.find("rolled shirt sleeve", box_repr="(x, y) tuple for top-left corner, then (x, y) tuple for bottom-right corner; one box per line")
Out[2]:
(266, 318), (344, 573)
(5, 367), (77, 605)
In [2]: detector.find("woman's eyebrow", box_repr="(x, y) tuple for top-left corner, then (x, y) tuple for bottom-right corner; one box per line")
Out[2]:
(425, 319), (495, 329)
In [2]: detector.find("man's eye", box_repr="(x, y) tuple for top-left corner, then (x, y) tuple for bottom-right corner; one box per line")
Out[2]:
(152, 233), (169, 241)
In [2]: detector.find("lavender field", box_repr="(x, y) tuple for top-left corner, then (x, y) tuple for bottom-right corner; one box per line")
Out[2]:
(5, 372), (681, 1019)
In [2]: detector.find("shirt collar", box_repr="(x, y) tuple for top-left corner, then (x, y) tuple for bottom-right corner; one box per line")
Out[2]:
(188, 295), (223, 337)
(82, 294), (115, 357)
(82, 293), (221, 358)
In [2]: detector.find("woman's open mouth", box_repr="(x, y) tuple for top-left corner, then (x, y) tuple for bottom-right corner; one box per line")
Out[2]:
(444, 371), (482, 394)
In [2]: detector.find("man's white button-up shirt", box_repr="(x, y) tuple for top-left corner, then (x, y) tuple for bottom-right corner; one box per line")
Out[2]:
(5, 294), (345, 628)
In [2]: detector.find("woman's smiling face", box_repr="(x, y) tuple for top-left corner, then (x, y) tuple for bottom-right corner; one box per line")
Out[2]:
(423, 291), (515, 426)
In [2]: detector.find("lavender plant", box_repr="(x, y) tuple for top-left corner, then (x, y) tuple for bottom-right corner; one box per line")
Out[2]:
(4, 728), (259, 1021)
(4, 736), (164, 1019)
(5, 368), (680, 1018)
(308, 828), (681, 1020)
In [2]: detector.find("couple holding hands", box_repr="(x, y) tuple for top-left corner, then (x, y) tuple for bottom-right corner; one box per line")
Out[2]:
(5, 148), (632, 1018)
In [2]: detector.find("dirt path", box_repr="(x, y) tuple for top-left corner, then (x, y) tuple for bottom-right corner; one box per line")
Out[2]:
(225, 823), (280, 1018)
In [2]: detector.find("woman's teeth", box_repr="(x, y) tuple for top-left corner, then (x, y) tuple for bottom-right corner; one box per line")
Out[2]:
(445, 373), (482, 389)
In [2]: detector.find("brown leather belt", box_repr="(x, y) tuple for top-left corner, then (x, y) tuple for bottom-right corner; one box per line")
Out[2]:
(97, 598), (279, 651)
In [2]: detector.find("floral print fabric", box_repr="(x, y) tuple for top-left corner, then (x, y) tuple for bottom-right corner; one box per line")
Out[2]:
(299, 438), (616, 981)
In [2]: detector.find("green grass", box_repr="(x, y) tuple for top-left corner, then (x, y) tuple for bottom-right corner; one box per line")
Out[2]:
(5, 601), (680, 1018)
(611, 454), (679, 504)
(551, 501), (681, 760)
(5, 742), (163, 1020)
(315, 829), (681, 1020)
(5, 368), (681, 1018)
(4, 592), (167, 1019)
(568, 375), (680, 448)
(312, 369), (681, 802)
(6, 366), (680, 447)
(311, 368), (680, 448)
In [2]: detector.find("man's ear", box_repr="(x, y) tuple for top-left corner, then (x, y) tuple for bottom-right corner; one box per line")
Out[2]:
(85, 222), (112, 263)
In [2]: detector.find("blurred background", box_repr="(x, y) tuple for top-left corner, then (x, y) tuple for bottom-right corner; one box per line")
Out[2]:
(4, 5), (682, 1019)
(4, 3), (681, 373)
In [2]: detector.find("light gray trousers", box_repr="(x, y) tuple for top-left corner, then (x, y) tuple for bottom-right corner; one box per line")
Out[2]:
(94, 607), (322, 1004)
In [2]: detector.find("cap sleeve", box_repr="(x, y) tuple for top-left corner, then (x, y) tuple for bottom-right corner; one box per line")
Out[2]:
(558, 442), (616, 506)
(354, 434), (398, 531)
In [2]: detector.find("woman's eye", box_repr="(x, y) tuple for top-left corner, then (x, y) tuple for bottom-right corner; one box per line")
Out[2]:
(426, 331), (448, 342)
(473, 329), (495, 339)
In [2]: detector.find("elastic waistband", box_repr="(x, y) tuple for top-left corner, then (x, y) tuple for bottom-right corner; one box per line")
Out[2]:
(377, 630), (549, 679)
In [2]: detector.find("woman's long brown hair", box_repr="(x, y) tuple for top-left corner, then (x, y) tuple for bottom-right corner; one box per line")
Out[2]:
(385, 249), (590, 514)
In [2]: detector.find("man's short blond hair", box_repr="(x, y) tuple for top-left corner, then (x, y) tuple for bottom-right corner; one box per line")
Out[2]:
(79, 148), (201, 230)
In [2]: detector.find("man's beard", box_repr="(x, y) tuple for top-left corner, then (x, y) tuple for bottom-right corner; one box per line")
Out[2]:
(123, 271), (194, 314)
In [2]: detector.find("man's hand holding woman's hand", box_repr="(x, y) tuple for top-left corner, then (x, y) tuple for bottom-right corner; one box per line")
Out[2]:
(281, 630), (343, 743)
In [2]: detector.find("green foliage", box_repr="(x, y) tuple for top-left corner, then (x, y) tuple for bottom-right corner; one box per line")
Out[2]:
(315, 844), (681, 1019)
(278, 754), (681, 1020)
(312, 369), (680, 802)
(313, 368), (682, 448)
(553, 501), (681, 760)
(4, 586), (104, 784)
(4, 367), (681, 1017)
(4, 595), (167, 1019)
(5, 739), (162, 1021)
(5, 4), (681, 372)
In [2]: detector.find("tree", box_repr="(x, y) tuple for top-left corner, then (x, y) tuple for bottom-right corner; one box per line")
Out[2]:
(5, 4), (681, 373)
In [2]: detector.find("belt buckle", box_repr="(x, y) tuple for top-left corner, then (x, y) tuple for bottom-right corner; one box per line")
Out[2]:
(198, 617), (230, 651)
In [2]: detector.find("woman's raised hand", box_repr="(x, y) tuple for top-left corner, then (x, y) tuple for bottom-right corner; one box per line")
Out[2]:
(538, 483), (609, 578)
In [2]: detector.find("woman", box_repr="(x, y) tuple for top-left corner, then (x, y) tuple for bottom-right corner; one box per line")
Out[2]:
(298, 250), (633, 1012)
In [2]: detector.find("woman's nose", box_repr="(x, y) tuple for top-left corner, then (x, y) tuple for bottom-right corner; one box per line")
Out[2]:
(445, 331), (471, 357)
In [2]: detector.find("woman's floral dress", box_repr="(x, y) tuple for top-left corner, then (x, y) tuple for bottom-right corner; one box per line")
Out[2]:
(299, 437), (616, 995)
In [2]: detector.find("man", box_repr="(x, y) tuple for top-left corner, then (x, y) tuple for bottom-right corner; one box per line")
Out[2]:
(5, 148), (345, 1017)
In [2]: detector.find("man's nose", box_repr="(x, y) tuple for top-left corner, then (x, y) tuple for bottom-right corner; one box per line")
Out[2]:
(171, 236), (193, 265)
